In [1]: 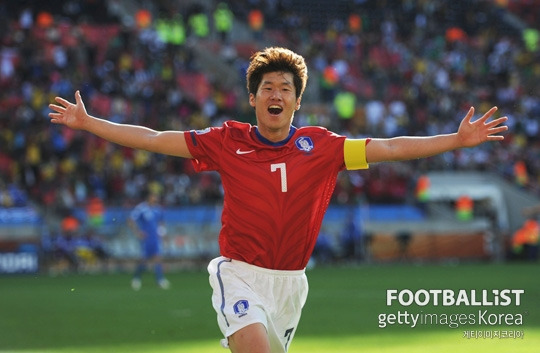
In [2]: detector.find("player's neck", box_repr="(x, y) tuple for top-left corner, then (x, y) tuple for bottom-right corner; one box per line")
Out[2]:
(255, 125), (296, 145)
(263, 132), (287, 143)
(256, 125), (288, 142)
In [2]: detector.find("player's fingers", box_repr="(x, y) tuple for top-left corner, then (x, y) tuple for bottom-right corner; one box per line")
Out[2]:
(48, 104), (66, 113)
(488, 125), (509, 135)
(486, 134), (505, 141)
(476, 106), (498, 123)
(486, 116), (508, 128)
(75, 90), (83, 105)
(464, 106), (475, 123)
(48, 113), (64, 123)
(54, 96), (73, 107)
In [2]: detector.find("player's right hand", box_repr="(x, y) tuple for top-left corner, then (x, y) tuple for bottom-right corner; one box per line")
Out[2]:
(48, 90), (89, 130)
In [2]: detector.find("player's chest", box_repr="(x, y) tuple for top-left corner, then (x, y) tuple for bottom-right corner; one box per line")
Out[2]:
(141, 209), (158, 222)
(220, 143), (331, 190)
(223, 141), (322, 171)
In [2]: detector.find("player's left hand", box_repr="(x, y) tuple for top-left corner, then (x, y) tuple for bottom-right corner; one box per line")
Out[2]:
(457, 106), (508, 147)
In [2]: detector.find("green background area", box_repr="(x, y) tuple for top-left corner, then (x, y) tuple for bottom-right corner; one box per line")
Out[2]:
(1, 263), (538, 352)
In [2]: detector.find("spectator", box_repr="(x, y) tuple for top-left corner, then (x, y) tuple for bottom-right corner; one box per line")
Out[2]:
(511, 219), (539, 261)
(0, 0), (537, 214)
(247, 8), (264, 40)
(340, 213), (362, 261)
(213, 2), (234, 43)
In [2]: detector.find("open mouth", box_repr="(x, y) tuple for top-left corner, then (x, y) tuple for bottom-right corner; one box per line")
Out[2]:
(268, 105), (283, 115)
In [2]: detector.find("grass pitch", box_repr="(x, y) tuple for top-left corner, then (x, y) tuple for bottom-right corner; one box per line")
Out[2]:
(0, 262), (538, 352)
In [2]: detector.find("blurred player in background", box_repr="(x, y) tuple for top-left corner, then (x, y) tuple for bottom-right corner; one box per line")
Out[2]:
(49, 47), (507, 353)
(128, 190), (170, 290)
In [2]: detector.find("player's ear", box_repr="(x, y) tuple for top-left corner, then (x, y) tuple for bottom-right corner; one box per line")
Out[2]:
(295, 97), (301, 111)
(249, 93), (256, 108)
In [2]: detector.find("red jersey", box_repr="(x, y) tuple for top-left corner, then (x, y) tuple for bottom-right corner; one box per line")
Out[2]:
(185, 121), (346, 270)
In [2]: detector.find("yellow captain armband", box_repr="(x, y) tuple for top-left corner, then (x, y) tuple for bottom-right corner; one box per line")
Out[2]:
(344, 138), (369, 170)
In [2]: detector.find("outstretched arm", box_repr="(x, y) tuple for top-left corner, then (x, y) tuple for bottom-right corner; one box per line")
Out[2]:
(364, 106), (508, 163)
(48, 91), (193, 158)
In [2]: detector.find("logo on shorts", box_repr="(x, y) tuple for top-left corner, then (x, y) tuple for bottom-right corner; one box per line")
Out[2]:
(233, 300), (249, 318)
(295, 136), (314, 153)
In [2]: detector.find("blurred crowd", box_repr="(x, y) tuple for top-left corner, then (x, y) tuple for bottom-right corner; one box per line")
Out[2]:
(0, 0), (539, 220)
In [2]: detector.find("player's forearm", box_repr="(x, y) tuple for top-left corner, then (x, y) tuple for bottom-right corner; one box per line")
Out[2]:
(81, 113), (195, 158)
(367, 133), (461, 163)
(82, 114), (160, 151)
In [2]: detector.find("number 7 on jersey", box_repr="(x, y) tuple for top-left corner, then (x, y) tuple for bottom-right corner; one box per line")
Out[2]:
(270, 163), (287, 192)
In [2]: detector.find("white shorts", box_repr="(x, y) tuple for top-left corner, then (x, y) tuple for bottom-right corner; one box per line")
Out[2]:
(208, 257), (309, 352)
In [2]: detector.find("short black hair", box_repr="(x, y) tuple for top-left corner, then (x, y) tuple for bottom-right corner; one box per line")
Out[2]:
(246, 47), (308, 100)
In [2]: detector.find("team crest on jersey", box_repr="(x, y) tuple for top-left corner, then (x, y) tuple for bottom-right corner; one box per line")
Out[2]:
(233, 300), (249, 318)
(295, 136), (314, 153)
(194, 127), (211, 135)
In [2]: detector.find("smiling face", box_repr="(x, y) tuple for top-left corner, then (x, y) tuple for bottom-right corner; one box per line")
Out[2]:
(249, 71), (302, 142)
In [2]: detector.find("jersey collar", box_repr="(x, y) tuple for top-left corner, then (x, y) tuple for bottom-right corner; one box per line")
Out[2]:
(254, 126), (297, 147)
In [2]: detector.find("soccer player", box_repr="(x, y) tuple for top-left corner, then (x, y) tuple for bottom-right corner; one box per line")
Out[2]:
(128, 190), (170, 290)
(49, 47), (508, 353)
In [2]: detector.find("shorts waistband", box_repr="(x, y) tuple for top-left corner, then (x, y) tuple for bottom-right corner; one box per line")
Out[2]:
(220, 257), (306, 276)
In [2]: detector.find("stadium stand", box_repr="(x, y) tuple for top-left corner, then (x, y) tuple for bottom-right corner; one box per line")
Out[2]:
(0, 0), (539, 272)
